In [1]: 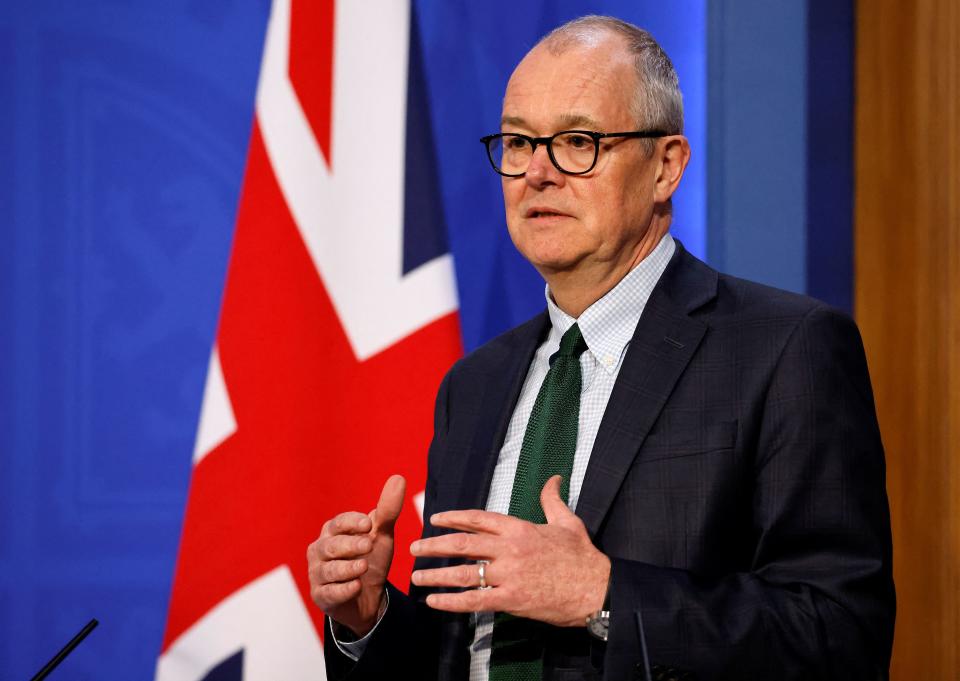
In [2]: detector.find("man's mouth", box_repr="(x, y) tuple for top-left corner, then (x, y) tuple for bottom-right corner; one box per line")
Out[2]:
(526, 208), (569, 219)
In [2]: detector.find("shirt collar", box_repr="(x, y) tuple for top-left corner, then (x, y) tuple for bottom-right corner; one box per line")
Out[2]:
(544, 233), (676, 374)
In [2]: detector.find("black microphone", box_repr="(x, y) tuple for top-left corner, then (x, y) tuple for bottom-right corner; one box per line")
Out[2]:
(30, 618), (99, 681)
(635, 609), (653, 681)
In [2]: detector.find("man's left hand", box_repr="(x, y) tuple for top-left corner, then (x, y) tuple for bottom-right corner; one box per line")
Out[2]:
(409, 475), (611, 627)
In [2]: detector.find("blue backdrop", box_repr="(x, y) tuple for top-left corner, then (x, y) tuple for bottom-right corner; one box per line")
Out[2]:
(1, 0), (854, 678)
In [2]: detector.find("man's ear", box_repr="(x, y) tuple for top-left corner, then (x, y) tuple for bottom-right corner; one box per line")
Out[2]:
(654, 135), (691, 204)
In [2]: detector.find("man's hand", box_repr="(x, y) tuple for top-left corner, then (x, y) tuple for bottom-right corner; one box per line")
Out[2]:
(307, 475), (406, 637)
(409, 475), (611, 627)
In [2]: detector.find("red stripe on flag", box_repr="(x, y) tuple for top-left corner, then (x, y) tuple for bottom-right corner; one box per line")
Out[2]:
(289, 0), (335, 165)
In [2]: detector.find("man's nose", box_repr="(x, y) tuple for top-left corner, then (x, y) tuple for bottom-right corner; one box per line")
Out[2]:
(524, 144), (564, 188)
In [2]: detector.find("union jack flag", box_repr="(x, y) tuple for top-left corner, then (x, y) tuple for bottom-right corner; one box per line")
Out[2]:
(156, 1), (461, 677)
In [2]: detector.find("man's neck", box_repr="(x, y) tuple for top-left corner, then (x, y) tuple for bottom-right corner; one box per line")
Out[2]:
(546, 226), (669, 318)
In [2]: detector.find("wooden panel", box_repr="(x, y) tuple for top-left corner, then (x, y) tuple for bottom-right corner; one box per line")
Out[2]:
(855, 0), (960, 678)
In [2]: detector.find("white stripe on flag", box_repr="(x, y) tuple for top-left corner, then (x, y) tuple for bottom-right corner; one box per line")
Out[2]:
(192, 345), (237, 464)
(156, 566), (325, 680)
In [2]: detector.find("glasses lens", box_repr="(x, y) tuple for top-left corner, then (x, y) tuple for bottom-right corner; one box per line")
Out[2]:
(551, 132), (597, 173)
(489, 134), (531, 175)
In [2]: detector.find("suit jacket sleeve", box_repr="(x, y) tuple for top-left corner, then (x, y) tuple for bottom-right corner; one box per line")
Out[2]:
(604, 306), (894, 680)
(323, 581), (442, 680)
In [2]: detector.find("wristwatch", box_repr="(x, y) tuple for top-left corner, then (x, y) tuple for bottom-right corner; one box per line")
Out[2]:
(586, 578), (612, 641)
(585, 608), (610, 641)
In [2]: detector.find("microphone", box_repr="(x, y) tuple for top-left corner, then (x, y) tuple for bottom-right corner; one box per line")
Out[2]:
(635, 609), (653, 681)
(30, 618), (99, 681)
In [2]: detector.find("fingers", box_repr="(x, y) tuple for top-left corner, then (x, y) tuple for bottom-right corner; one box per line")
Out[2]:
(371, 474), (406, 535)
(308, 513), (374, 573)
(311, 578), (362, 609)
(425, 589), (499, 614)
(308, 553), (368, 611)
(321, 511), (372, 538)
(410, 531), (499, 560)
(540, 475), (570, 525)
(315, 556), (368, 583)
(411, 561), (494, 589)
(428, 509), (515, 535)
(317, 533), (372, 560)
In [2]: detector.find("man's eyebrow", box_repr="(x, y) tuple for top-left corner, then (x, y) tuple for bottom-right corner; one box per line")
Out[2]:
(556, 113), (602, 129)
(499, 113), (603, 131)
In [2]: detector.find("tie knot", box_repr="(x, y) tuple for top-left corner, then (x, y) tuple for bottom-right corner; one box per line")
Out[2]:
(556, 323), (588, 359)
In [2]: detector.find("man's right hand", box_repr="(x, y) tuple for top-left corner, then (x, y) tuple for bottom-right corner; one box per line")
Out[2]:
(307, 474), (406, 637)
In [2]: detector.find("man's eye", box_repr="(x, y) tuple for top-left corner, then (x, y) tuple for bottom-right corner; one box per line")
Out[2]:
(561, 134), (592, 149)
(504, 136), (529, 150)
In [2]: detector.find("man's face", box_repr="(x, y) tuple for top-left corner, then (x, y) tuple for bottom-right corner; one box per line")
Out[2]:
(500, 40), (662, 278)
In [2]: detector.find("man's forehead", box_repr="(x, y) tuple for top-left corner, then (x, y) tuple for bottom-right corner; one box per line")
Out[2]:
(514, 36), (634, 79)
(509, 44), (620, 88)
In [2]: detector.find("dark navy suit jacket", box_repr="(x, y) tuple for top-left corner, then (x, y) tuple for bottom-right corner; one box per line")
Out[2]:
(325, 242), (895, 680)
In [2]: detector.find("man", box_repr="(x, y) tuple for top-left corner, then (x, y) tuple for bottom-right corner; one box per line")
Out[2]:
(307, 16), (894, 680)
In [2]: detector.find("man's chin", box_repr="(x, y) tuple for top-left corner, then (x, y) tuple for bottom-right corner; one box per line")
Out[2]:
(527, 253), (589, 279)
(512, 233), (582, 263)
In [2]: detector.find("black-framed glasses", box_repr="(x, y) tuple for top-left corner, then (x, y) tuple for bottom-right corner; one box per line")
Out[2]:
(480, 129), (667, 177)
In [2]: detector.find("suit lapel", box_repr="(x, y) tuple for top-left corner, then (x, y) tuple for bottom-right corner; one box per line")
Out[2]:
(453, 313), (548, 513)
(576, 245), (718, 538)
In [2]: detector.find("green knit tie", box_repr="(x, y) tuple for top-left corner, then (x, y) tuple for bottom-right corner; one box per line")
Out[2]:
(489, 323), (588, 680)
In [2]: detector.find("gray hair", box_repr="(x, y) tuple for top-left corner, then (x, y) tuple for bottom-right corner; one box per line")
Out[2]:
(537, 16), (684, 136)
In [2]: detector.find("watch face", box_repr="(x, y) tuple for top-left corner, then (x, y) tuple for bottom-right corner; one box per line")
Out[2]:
(587, 611), (610, 641)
